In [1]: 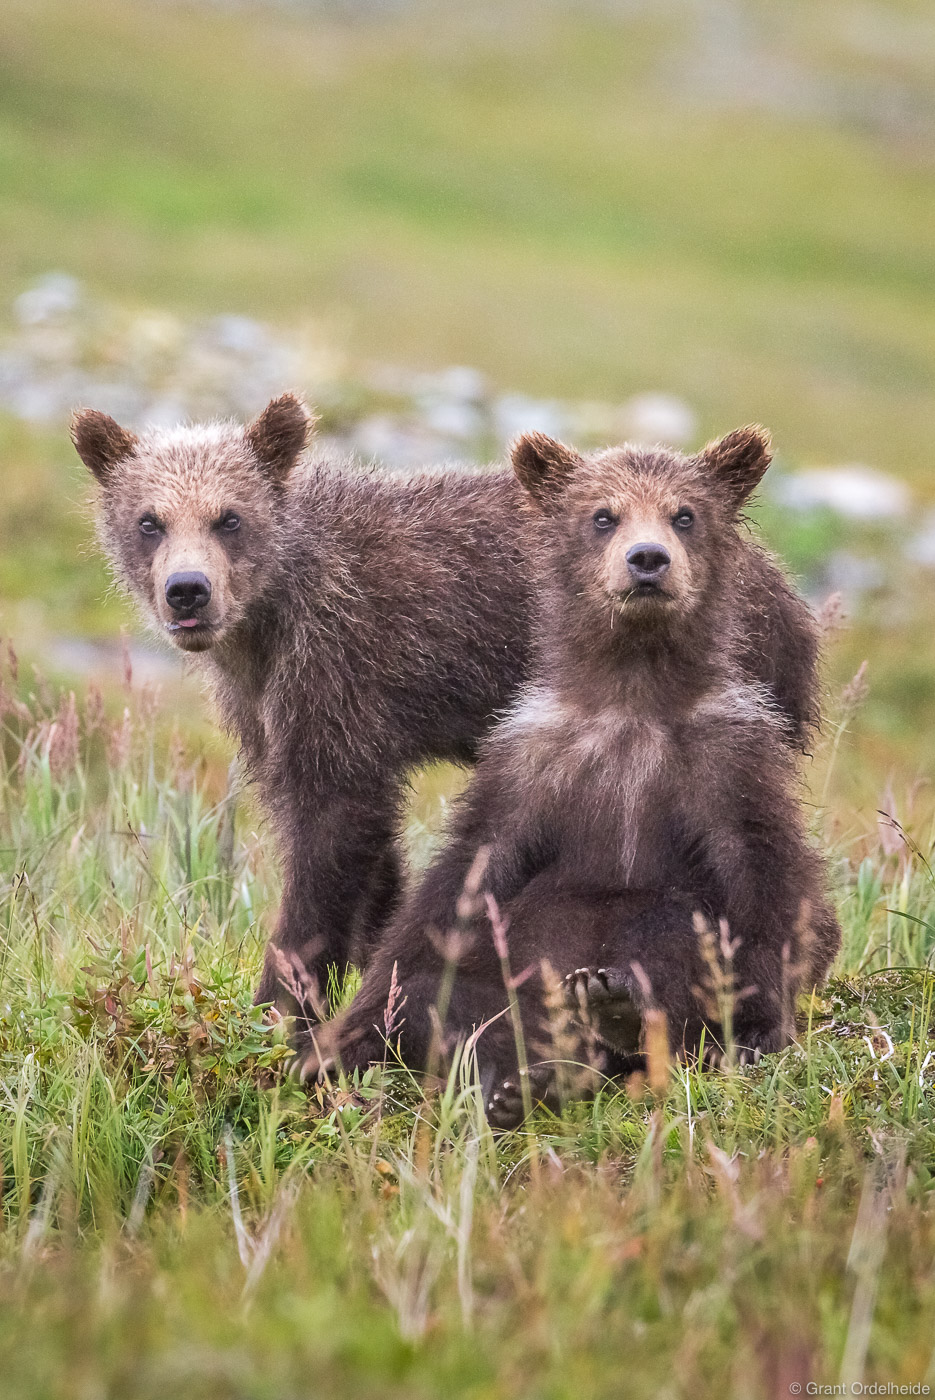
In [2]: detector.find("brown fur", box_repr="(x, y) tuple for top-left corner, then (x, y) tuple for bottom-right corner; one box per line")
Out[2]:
(73, 399), (823, 1027)
(73, 396), (533, 1017)
(73, 413), (138, 483)
(305, 427), (840, 1121)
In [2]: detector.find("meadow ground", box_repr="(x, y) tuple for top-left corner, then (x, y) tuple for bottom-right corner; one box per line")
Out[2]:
(2, 649), (935, 1398)
(3, 0), (935, 1393)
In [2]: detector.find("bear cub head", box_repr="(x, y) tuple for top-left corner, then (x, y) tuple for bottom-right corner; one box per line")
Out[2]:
(512, 424), (772, 655)
(72, 394), (313, 654)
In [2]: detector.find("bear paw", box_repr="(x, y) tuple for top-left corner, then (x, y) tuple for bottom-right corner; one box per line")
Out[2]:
(562, 965), (643, 1054)
(486, 1065), (554, 1131)
(295, 1046), (335, 1085)
(699, 1019), (786, 1070)
(700, 1041), (759, 1071)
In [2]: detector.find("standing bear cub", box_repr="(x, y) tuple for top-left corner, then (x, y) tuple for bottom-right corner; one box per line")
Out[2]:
(72, 395), (533, 1017)
(305, 426), (840, 1123)
(73, 396), (822, 1023)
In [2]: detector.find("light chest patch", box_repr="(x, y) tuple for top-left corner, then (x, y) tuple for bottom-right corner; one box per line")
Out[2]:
(503, 686), (671, 785)
(500, 682), (777, 884)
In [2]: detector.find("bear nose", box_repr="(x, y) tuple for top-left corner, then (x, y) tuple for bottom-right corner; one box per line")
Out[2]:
(626, 542), (671, 582)
(165, 571), (212, 613)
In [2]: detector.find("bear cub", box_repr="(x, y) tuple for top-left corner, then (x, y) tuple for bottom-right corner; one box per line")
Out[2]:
(73, 395), (822, 1028)
(72, 395), (533, 1018)
(304, 426), (841, 1125)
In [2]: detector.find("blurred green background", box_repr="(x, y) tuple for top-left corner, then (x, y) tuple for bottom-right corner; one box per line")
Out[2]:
(2, 0), (935, 819)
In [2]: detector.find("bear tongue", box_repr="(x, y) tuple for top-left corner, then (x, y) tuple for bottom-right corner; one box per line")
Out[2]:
(176, 618), (200, 628)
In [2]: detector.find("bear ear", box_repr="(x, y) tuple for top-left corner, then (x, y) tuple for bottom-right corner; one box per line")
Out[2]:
(511, 433), (583, 513)
(245, 394), (316, 481)
(701, 425), (772, 508)
(70, 409), (138, 484)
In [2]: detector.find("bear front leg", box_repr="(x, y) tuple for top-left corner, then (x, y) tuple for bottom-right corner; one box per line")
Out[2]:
(349, 841), (403, 969)
(255, 786), (399, 1026)
(695, 738), (840, 1059)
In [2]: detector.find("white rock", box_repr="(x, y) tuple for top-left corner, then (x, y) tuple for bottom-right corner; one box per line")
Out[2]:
(620, 393), (697, 447)
(493, 394), (570, 444)
(3, 378), (66, 423)
(905, 510), (935, 568)
(4, 368), (88, 424)
(14, 273), (83, 326)
(80, 380), (145, 424)
(421, 398), (485, 442)
(425, 366), (488, 404)
(353, 415), (464, 469)
(773, 466), (911, 520)
(207, 314), (270, 355)
(823, 550), (886, 598)
(415, 365), (489, 440)
(142, 397), (191, 430)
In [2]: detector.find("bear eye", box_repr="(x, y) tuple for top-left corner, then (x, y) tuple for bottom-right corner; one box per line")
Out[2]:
(673, 509), (694, 530)
(138, 515), (163, 537)
(217, 512), (241, 533)
(593, 509), (617, 531)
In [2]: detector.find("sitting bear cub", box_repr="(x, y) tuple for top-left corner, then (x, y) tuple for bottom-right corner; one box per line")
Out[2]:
(303, 426), (840, 1124)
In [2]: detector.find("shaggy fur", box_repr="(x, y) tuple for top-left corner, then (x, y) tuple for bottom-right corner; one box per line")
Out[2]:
(73, 398), (823, 1024)
(304, 427), (840, 1123)
(73, 396), (532, 1015)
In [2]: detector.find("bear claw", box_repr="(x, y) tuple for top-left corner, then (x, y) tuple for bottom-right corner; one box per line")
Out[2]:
(562, 965), (643, 1053)
(700, 1041), (765, 1070)
(487, 1079), (525, 1131)
(486, 1067), (554, 1130)
(564, 966), (616, 1008)
(297, 1051), (335, 1084)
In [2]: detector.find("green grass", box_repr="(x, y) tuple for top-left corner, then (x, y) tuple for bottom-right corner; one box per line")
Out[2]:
(4, 3), (935, 1389)
(3, 650), (935, 1396)
(2, 0), (935, 480)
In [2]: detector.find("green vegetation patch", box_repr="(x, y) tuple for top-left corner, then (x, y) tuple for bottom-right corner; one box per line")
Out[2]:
(2, 658), (935, 1395)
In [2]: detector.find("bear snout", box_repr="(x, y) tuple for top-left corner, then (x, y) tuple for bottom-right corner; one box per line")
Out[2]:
(625, 542), (671, 587)
(165, 571), (212, 618)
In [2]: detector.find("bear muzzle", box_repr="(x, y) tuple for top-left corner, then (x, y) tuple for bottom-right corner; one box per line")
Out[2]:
(163, 570), (220, 647)
(625, 542), (671, 589)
